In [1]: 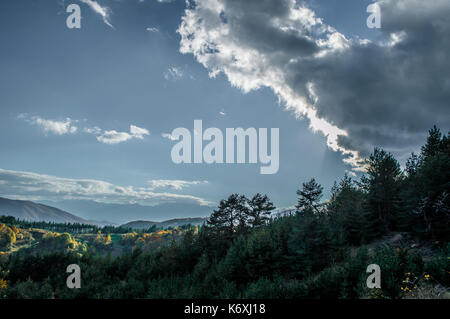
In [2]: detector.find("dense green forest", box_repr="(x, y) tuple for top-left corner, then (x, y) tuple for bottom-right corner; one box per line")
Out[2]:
(0, 126), (448, 299)
(0, 216), (158, 234)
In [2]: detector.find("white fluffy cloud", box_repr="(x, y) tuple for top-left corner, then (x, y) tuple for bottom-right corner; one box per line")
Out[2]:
(96, 130), (133, 144)
(19, 114), (77, 135)
(130, 125), (150, 139)
(96, 125), (150, 144)
(0, 168), (211, 206)
(178, 0), (450, 169)
(161, 133), (178, 141)
(83, 126), (102, 135)
(80, 0), (114, 28)
(19, 115), (150, 145)
(146, 26), (159, 32)
(147, 179), (208, 190)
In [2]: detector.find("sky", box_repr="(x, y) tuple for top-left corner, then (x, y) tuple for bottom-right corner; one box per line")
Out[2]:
(0, 0), (449, 224)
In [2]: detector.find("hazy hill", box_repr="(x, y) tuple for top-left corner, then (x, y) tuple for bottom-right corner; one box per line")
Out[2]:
(0, 197), (90, 224)
(122, 217), (207, 229)
(42, 200), (213, 225)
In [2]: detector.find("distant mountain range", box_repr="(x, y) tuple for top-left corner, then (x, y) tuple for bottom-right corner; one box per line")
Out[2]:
(40, 199), (213, 224)
(122, 217), (207, 230)
(0, 197), (296, 231)
(0, 197), (212, 228)
(0, 197), (90, 224)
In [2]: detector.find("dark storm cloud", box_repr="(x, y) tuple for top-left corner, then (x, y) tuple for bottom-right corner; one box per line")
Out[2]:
(178, 0), (450, 168)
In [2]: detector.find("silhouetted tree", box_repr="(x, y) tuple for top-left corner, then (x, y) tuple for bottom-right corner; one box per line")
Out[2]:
(247, 193), (275, 227)
(360, 148), (403, 235)
(296, 178), (324, 214)
(328, 174), (367, 245)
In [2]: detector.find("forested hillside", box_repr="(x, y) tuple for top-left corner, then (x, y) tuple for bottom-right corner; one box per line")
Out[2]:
(0, 126), (448, 299)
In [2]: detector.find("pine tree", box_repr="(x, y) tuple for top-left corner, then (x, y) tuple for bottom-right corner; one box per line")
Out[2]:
(421, 125), (442, 159)
(248, 193), (275, 227)
(296, 178), (324, 214)
(416, 127), (450, 240)
(359, 148), (403, 234)
(398, 152), (424, 233)
(287, 212), (333, 276)
(204, 193), (249, 242)
(328, 174), (367, 244)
